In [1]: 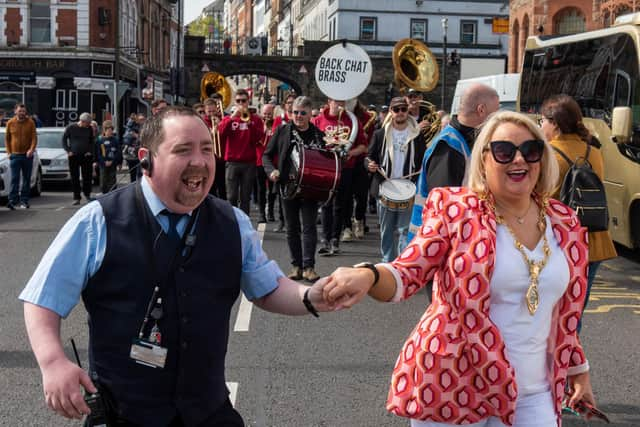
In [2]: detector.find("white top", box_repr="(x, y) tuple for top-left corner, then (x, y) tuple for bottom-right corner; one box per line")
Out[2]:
(390, 127), (410, 179)
(489, 216), (570, 396)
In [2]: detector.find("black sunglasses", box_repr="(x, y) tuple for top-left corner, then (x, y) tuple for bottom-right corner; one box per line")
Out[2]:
(392, 107), (408, 113)
(235, 98), (248, 103)
(292, 110), (308, 116)
(488, 139), (545, 164)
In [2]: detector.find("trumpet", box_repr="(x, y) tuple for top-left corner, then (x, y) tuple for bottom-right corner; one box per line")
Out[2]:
(240, 107), (251, 122)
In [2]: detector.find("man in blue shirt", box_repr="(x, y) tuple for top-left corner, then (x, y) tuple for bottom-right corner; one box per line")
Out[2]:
(20, 106), (334, 427)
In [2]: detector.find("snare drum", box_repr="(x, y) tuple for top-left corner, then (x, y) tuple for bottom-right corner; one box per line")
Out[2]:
(281, 144), (341, 205)
(379, 179), (416, 211)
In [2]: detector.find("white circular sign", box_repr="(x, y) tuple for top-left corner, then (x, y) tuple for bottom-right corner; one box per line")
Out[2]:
(315, 42), (372, 101)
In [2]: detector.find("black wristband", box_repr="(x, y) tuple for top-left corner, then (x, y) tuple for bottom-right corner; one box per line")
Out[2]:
(353, 262), (380, 288)
(303, 288), (319, 318)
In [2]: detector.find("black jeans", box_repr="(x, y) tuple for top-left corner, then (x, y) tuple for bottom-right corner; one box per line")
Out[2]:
(255, 166), (267, 217)
(225, 162), (256, 215)
(267, 180), (284, 222)
(283, 197), (319, 268)
(100, 165), (117, 194)
(126, 159), (141, 183)
(321, 167), (353, 241)
(209, 159), (227, 200)
(69, 153), (93, 200)
(344, 159), (368, 227)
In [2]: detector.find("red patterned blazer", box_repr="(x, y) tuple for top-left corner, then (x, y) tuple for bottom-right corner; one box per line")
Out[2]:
(382, 187), (589, 426)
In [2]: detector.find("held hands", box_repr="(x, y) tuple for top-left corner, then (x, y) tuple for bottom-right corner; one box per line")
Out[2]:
(41, 356), (97, 419)
(269, 170), (280, 182)
(320, 267), (375, 309)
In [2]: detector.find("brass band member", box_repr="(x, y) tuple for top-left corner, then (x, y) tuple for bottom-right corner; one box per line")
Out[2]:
(255, 104), (274, 223)
(263, 96), (325, 282)
(218, 89), (265, 214)
(271, 92), (296, 131)
(311, 97), (368, 256)
(366, 97), (427, 261)
(203, 96), (226, 199)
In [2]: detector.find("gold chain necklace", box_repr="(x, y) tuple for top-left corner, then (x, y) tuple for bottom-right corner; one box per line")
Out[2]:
(495, 198), (532, 224)
(494, 202), (551, 315)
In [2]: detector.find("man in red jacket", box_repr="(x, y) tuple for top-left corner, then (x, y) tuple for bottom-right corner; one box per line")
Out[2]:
(218, 89), (264, 214)
(271, 92), (295, 132)
(311, 98), (368, 255)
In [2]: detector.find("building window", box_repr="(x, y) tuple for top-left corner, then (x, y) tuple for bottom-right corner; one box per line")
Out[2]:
(410, 19), (428, 41)
(460, 20), (477, 44)
(0, 83), (23, 112)
(554, 8), (586, 35)
(360, 17), (377, 41)
(69, 90), (78, 110)
(55, 90), (65, 110)
(30, 1), (51, 43)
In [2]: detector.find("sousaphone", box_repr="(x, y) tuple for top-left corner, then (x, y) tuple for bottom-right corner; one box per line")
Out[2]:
(200, 71), (232, 109)
(392, 38), (441, 142)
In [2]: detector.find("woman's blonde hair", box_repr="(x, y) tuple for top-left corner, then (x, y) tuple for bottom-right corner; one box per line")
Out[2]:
(466, 110), (559, 197)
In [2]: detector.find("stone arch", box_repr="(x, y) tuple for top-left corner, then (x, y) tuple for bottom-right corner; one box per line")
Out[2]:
(220, 68), (303, 97)
(510, 19), (520, 73)
(554, 7), (586, 35)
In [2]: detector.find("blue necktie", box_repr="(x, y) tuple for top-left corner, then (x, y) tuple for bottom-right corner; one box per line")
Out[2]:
(161, 210), (183, 245)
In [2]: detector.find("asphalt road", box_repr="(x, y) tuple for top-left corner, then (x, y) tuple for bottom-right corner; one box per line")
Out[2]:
(0, 188), (639, 426)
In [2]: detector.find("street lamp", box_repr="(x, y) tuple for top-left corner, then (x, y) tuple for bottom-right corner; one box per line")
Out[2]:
(441, 18), (448, 110)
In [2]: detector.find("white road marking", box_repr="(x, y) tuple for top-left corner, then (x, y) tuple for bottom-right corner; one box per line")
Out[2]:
(229, 223), (265, 409)
(233, 222), (265, 332)
(56, 206), (65, 211)
(226, 381), (238, 406)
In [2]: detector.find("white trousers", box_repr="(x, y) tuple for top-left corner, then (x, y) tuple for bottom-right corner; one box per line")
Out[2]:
(410, 391), (557, 427)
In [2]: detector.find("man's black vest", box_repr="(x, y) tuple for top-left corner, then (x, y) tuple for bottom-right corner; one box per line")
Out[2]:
(83, 183), (242, 426)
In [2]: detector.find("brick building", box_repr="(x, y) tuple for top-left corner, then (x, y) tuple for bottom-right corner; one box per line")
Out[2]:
(509, 0), (640, 72)
(0, 0), (182, 128)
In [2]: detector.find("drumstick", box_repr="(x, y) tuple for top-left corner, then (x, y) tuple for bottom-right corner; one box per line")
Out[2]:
(399, 170), (422, 180)
(377, 168), (389, 181)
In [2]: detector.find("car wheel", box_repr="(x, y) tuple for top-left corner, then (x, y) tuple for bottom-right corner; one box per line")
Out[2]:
(31, 168), (42, 197)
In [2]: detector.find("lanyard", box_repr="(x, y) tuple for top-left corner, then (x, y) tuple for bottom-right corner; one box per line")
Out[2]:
(134, 184), (199, 339)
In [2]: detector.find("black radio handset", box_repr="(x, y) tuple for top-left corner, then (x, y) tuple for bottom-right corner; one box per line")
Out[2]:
(71, 339), (109, 426)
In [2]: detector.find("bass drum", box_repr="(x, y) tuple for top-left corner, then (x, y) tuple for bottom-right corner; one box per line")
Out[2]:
(281, 143), (341, 205)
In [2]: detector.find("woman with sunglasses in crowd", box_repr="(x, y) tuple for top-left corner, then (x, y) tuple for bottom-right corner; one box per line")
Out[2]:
(540, 94), (616, 333)
(318, 111), (597, 426)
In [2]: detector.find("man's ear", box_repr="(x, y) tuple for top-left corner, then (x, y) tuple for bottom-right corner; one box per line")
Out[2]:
(137, 147), (148, 162)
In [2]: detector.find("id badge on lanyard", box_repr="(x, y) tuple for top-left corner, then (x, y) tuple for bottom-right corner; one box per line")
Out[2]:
(130, 286), (168, 369)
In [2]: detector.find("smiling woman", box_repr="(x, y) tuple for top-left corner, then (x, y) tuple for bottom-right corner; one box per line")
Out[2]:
(321, 111), (599, 425)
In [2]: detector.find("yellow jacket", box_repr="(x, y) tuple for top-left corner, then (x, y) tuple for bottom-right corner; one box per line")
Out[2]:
(5, 116), (37, 155)
(550, 133), (617, 262)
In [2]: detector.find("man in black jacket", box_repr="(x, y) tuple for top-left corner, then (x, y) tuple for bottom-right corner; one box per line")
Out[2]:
(263, 96), (325, 282)
(62, 112), (95, 204)
(366, 97), (426, 262)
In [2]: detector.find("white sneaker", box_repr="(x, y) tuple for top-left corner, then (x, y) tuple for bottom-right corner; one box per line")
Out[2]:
(352, 219), (364, 239)
(341, 228), (354, 242)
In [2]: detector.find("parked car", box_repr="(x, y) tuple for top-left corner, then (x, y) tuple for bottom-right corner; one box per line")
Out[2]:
(36, 127), (71, 184)
(0, 129), (42, 201)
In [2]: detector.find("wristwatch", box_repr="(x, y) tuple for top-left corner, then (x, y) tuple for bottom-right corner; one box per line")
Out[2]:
(353, 262), (380, 288)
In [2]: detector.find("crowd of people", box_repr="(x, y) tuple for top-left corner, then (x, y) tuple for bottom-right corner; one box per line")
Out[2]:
(13, 81), (615, 426)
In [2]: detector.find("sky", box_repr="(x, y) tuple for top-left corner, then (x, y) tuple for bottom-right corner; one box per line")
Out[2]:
(183, 1), (213, 25)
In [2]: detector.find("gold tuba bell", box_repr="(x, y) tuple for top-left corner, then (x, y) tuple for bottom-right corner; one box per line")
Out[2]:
(200, 72), (232, 109)
(392, 38), (442, 143)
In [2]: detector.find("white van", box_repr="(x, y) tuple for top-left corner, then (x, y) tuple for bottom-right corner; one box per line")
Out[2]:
(450, 73), (520, 116)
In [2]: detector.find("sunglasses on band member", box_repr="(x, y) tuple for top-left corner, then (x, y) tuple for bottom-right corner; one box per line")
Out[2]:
(488, 139), (545, 164)
(292, 110), (308, 116)
(392, 107), (408, 113)
(235, 98), (248, 103)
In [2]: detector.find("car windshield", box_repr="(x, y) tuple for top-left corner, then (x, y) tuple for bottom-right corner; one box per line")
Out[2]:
(0, 131), (4, 151)
(38, 130), (64, 149)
